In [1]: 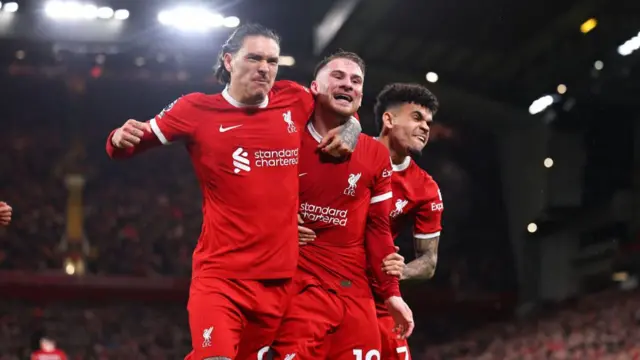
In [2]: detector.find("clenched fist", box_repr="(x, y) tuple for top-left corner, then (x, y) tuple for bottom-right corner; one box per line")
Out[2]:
(0, 202), (12, 226)
(111, 119), (151, 149)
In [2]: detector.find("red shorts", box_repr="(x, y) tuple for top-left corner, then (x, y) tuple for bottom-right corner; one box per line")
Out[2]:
(378, 315), (412, 360)
(326, 296), (381, 360)
(270, 278), (345, 360)
(184, 276), (292, 360)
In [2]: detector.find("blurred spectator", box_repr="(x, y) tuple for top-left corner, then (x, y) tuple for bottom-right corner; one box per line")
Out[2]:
(417, 289), (640, 360)
(0, 202), (11, 227)
(0, 301), (190, 360)
(31, 337), (67, 360)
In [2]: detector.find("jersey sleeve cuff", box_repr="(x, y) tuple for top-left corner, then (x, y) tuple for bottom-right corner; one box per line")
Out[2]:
(414, 231), (441, 239)
(381, 287), (402, 300)
(149, 118), (170, 145)
(370, 191), (392, 204)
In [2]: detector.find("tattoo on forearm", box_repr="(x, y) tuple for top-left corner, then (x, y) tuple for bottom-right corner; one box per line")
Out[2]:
(339, 118), (361, 151)
(402, 237), (439, 280)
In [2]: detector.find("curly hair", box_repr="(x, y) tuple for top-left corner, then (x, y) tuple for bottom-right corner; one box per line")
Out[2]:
(213, 23), (281, 84)
(373, 83), (439, 131)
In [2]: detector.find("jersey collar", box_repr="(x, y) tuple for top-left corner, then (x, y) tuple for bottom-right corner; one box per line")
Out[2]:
(222, 86), (269, 108)
(373, 137), (411, 172)
(392, 156), (411, 172)
(307, 118), (358, 144)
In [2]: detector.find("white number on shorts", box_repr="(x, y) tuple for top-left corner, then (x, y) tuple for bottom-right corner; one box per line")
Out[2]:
(396, 346), (409, 360)
(353, 349), (380, 360)
(257, 346), (269, 360)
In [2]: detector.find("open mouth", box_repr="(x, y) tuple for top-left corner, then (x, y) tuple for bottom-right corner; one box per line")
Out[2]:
(415, 135), (427, 144)
(333, 93), (353, 103)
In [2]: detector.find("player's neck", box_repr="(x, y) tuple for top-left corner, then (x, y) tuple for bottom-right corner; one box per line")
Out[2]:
(311, 107), (350, 137)
(226, 84), (265, 106)
(379, 135), (408, 165)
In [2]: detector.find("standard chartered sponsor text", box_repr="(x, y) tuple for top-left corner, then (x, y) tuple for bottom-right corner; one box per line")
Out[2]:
(255, 148), (298, 167)
(300, 202), (349, 226)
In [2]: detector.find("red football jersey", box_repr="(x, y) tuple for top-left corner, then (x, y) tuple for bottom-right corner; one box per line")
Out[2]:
(297, 122), (400, 299)
(388, 156), (443, 240)
(374, 156), (443, 314)
(106, 80), (314, 280)
(31, 349), (68, 360)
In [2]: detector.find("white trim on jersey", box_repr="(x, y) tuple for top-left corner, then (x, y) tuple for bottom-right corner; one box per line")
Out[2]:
(222, 86), (269, 108)
(370, 191), (393, 204)
(149, 118), (170, 145)
(391, 156), (411, 172)
(414, 231), (441, 239)
(307, 117), (359, 144)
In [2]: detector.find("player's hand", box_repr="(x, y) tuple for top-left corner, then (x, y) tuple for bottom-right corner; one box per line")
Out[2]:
(111, 119), (151, 149)
(385, 296), (414, 340)
(298, 214), (316, 245)
(382, 247), (405, 278)
(0, 202), (12, 226)
(318, 121), (360, 157)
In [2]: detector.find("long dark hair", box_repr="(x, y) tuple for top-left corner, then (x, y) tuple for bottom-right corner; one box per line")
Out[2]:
(213, 23), (281, 84)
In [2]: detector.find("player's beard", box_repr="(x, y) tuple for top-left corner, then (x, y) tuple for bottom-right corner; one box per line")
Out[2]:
(408, 146), (423, 159)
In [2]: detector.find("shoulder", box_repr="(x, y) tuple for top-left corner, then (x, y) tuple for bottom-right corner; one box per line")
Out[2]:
(181, 92), (228, 108)
(357, 135), (391, 164)
(414, 166), (441, 201)
(270, 80), (313, 106)
(172, 92), (207, 105)
(162, 92), (208, 112)
(359, 135), (388, 154)
(272, 80), (310, 95)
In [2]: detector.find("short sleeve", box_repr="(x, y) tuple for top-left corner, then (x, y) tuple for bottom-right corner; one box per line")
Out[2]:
(414, 181), (443, 239)
(149, 93), (200, 144)
(370, 145), (393, 205)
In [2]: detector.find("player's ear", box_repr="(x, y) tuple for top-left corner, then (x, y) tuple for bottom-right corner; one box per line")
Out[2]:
(382, 111), (394, 130)
(309, 80), (319, 96)
(223, 53), (233, 73)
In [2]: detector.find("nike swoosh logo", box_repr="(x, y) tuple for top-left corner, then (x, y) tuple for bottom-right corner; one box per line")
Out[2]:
(219, 124), (243, 133)
(299, 173), (307, 177)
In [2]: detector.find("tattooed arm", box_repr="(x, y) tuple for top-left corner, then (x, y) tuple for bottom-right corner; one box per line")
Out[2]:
(318, 117), (362, 156)
(402, 236), (439, 280)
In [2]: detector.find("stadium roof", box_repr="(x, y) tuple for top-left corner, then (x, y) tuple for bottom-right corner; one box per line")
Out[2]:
(1, 0), (639, 123)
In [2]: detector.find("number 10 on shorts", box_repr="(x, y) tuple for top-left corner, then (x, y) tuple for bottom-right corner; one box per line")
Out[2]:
(352, 349), (380, 360)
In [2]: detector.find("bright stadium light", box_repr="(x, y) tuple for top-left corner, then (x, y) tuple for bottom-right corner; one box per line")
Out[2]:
(527, 223), (538, 233)
(580, 18), (597, 34)
(82, 4), (98, 19)
(594, 60), (603, 70)
(618, 32), (640, 56)
(158, 6), (238, 31)
(223, 16), (240, 28)
(544, 157), (554, 168)
(45, 1), (84, 19)
(44, 1), (125, 20)
(96, 6), (113, 19)
(3, 1), (18, 12)
(556, 84), (567, 94)
(425, 72), (438, 83)
(113, 9), (128, 20)
(279, 55), (295, 67)
(65, 263), (75, 275)
(528, 95), (554, 115)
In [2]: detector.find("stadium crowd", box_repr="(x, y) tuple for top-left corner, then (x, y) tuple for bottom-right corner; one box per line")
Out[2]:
(1, 289), (639, 359)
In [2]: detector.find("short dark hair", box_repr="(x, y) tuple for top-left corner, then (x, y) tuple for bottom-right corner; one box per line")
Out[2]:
(374, 83), (439, 131)
(313, 50), (365, 78)
(213, 23), (281, 84)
